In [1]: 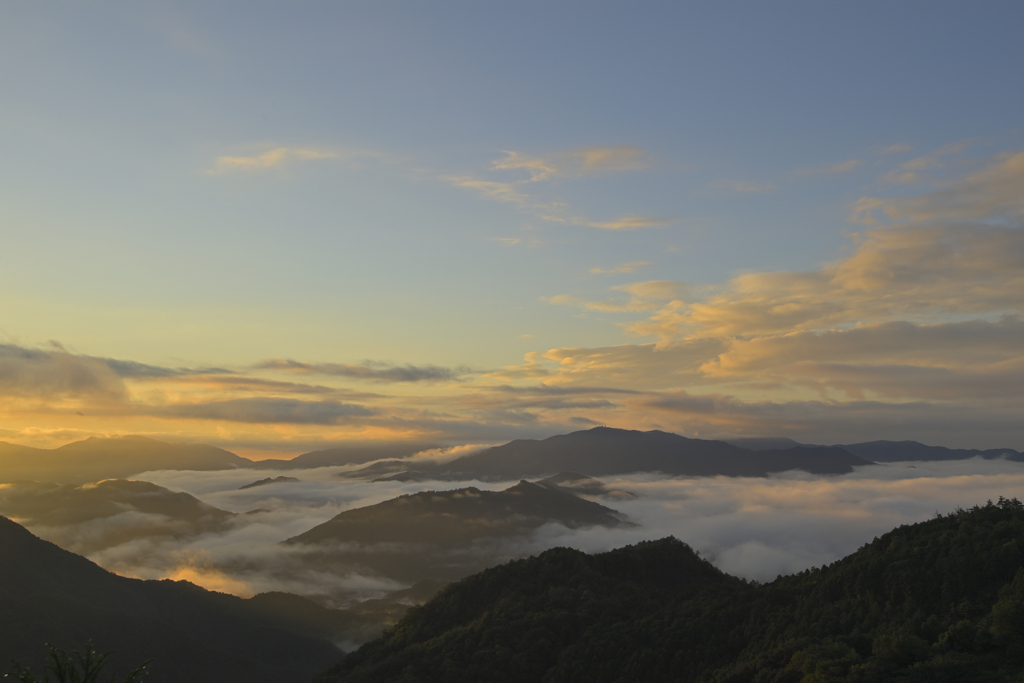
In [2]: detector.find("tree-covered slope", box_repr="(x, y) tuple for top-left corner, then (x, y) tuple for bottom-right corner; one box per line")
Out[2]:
(287, 480), (628, 548)
(0, 479), (235, 554)
(318, 498), (1024, 682)
(0, 516), (342, 683)
(285, 480), (632, 582)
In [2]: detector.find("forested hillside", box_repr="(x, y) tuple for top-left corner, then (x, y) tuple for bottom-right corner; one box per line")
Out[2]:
(0, 516), (342, 683)
(319, 498), (1024, 682)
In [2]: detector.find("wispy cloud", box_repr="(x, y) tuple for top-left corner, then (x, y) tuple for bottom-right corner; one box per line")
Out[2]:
(207, 147), (339, 174)
(583, 216), (671, 230)
(878, 140), (978, 186)
(155, 397), (376, 425)
(442, 176), (532, 204)
(796, 159), (862, 176)
(857, 149), (1024, 224)
(443, 146), (661, 230)
(255, 359), (477, 383)
(706, 179), (777, 194)
(491, 146), (648, 181)
(546, 280), (685, 313)
(589, 261), (653, 275)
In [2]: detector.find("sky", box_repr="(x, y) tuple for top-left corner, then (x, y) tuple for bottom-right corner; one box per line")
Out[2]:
(2, 1), (1023, 456)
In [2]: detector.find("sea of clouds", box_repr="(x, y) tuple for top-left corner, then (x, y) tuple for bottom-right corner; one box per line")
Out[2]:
(26, 457), (1024, 602)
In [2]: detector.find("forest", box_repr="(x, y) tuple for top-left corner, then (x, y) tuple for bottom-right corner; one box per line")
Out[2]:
(319, 498), (1024, 682)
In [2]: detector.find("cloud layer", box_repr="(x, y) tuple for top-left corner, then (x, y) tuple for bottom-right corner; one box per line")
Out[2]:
(15, 460), (1024, 602)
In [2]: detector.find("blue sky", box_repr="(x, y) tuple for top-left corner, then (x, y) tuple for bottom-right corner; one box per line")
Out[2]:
(2, 2), (1023, 454)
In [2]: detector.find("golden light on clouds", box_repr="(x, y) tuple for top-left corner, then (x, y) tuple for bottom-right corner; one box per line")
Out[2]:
(207, 147), (338, 173)
(2, 147), (1022, 452)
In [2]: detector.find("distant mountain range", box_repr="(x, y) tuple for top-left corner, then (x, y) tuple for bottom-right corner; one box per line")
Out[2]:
(349, 427), (872, 481)
(0, 436), (249, 484)
(0, 437), (438, 484)
(725, 436), (1024, 462)
(2, 428), (1021, 485)
(836, 440), (1024, 462)
(252, 443), (440, 470)
(240, 475), (300, 489)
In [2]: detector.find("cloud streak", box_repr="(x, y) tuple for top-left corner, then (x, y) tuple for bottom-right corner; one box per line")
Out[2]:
(208, 147), (339, 173)
(490, 146), (648, 181)
(255, 360), (477, 383)
(589, 261), (653, 275)
(443, 146), (663, 231)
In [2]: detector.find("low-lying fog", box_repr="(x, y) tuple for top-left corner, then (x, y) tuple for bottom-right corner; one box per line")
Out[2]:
(26, 457), (1024, 602)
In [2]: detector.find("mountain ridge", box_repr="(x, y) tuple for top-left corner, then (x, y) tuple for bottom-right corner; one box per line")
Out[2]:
(0, 515), (342, 682)
(318, 498), (1024, 682)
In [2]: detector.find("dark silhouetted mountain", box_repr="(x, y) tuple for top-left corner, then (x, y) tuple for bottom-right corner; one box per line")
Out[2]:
(318, 498), (1024, 682)
(724, 436), (808, 450)
(0, 515), (342, 683)
(256, 443), (440, 469)
(371, 469), (432, 482)
(247, 580), (447, 648)
(838, 439), (1024, 462)
(0, 479), (234, 554)
(0, 436), (251, 484)
(426, 427), (869, 480)
(239, 475), (300, 489)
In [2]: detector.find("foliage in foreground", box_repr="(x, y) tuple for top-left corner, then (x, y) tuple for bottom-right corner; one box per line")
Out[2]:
(6, 643), (148, 683)
(318, 498), (1024, 682)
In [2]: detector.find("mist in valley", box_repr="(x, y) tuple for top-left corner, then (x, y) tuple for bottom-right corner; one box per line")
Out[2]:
(7, 455), (1021, 606)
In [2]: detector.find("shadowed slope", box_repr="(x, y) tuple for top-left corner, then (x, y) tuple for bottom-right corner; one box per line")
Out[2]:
(284, 480), (631, 582)
(839, 439), (1024, 462)
(318, 499), (1024, 682)
(287, 480), (628, 548)
(432, 427), (869, 480)
(0, 516), (341, 683)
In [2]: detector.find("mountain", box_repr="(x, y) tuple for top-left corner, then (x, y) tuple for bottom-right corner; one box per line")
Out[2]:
(0, 479), (234, 554)
(255, 443), (441, 470)
(240, 475), (300, 489)
(288, 480), (628, 547)
(0, 515), (342, 683)
(0, 436), (251, 484)
(285, 480), (630, 581)
(318, 498), (1024, 682)
(535, 472), (636, 500)
(247, 580), (446, 649)
(425, 427), (870, 480)
(724, 436), (1024, 462)
(838, 439), (1024, 462)
(724, 436), (807, 450)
